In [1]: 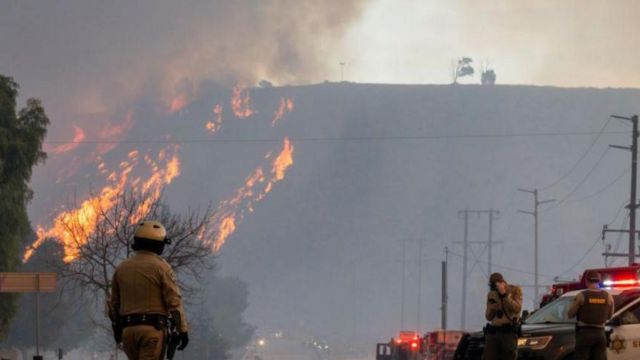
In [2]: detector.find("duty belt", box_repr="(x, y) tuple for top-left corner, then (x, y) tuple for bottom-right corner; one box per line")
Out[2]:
(484, 324), (518, 334)
(121, 314), (168, 330)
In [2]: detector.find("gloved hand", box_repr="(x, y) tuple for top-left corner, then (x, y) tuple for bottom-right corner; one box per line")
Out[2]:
(177, 332), (189, 350)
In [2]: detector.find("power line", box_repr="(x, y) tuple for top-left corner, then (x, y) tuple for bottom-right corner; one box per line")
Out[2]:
(38, 130), (629, 145)
(558, 233), (602, 278)
(540, 117), (612, 191)
(558, 200), (628, 276)
(543, 147), (610, 212)
(446, 250), (556, 278)
(565, 167), (629, 203)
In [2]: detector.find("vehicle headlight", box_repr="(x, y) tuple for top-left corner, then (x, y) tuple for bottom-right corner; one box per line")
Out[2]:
(517, 336), (553, 350)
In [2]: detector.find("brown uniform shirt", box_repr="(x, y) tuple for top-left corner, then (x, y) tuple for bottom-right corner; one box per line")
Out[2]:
(110, 251), (189, 332)
(485, 285), (523, 326)
(567, 290), (614, 328)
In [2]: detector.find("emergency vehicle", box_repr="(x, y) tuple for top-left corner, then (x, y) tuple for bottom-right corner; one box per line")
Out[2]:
(454, 267), (640, 359)
(376, 331), (424, 360)
(540, 264), (640, 307)
(377, 330), (463, 360)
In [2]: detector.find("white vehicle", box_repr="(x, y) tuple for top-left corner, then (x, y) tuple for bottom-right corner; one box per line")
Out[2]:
(512, 285), (640, 360)
(605, 289), (640, 359)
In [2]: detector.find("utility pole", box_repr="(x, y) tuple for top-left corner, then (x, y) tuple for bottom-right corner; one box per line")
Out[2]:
(441, 247), (448, 330)
(458, 210), (468, 330)
(610, 114), (639, 265)
(601, 224), (640, 264)
(401, 238), (406, 330)
(486, 210), (500, 277)
(454, 209), (501, 329)
(417, 237), (423, 333)
(518, 189), (555, 305)
(339, 61), (346, 82)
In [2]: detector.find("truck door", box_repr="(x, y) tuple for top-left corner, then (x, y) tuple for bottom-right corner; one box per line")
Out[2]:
(607, 299), (640, 359)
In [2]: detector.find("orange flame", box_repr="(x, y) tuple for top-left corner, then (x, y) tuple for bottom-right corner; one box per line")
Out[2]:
(231, 84), (255, 118)
(97, 112), (134, 155)
(205, 104), (224, 134)
(23, 145), (181, 263)
(169, 95), (189, 114)
(271, 98), (294, 127)
(201, 138), (294, 252)
(48, 126), (86, 154)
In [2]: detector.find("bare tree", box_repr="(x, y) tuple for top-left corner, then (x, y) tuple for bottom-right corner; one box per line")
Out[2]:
(50, 189), (214, 304)
(479, 60), (497, 85)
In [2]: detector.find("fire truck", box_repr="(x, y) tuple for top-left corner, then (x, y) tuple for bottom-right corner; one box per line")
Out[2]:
(376, 330), (463, 360)
(376, 331), (424, 360)
(540, 264), (640, 308)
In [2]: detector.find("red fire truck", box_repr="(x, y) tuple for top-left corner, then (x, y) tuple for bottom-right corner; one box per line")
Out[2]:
(376, 330), (463, 360)
(376, 331), (424, 360)
(539, 264), (640, 308)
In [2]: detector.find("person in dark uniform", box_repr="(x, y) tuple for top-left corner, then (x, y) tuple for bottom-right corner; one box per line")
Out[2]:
(567, 270), (614, 360)
(109, 220), (190, 360)
(483, 272), (523, 360)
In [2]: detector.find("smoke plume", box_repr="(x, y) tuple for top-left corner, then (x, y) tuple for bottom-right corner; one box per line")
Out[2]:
(0, 0), (369, 116)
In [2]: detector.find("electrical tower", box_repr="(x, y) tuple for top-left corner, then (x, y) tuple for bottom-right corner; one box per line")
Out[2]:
(454, 209), (501, 329)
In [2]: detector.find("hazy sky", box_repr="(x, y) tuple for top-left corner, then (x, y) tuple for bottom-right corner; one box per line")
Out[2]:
(343, 0), (640, 87)
(1, 0), (638, 131)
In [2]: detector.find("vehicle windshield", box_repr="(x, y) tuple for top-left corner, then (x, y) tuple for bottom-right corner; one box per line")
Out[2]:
(525, 297), (576, 324)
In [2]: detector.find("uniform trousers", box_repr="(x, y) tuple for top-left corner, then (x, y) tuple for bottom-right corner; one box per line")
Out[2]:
(122, 325), (165, 360)
(483, 332), (517, 360)
(574, 327), (607, 360)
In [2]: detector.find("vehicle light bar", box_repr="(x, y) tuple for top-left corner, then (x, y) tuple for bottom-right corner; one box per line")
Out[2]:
(602, 278), (640, 287)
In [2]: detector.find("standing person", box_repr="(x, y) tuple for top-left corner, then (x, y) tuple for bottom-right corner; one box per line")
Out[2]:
(567, 270), (614, 360)
(483, 272), (523, 360)
(109, 220), (190, 360)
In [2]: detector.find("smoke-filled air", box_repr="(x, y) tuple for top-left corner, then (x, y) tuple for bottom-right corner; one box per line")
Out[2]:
(1, 1), (640, 360)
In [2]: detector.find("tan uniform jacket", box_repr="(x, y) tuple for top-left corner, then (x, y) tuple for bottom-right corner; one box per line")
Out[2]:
(567, 290), (614, 327)
(110, 251), (189, 332)
(485, 285), (523, 326)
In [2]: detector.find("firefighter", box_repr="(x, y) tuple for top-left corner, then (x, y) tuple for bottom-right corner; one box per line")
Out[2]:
(567, 270), (614, 360)
(483, 272), (522, 360)
(109, 220), (190, 360)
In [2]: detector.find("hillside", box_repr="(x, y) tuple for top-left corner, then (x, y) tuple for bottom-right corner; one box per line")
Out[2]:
(29, 82), (640, 345)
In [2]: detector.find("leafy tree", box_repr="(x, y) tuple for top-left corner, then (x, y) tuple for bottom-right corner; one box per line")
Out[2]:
(452, 57), (474, 84)
(0, 74), (49, 339)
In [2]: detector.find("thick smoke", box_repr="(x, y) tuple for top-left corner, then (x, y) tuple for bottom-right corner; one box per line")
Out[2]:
(0, 0), (369, 117)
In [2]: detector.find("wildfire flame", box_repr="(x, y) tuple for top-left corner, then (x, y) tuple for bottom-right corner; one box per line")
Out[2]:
(47, 126), (86, 154)
(205, 104), (224, 134)
(271, 98), (294, 127)
(201, 137), (294, 252)
(97, 112), (134, 155)
(23, 145), (181, 263)
(231, 84), (255, 118)
(169, 95), (189, 114)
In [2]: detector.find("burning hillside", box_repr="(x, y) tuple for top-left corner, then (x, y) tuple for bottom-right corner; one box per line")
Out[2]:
(25, 85), (297, 262)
